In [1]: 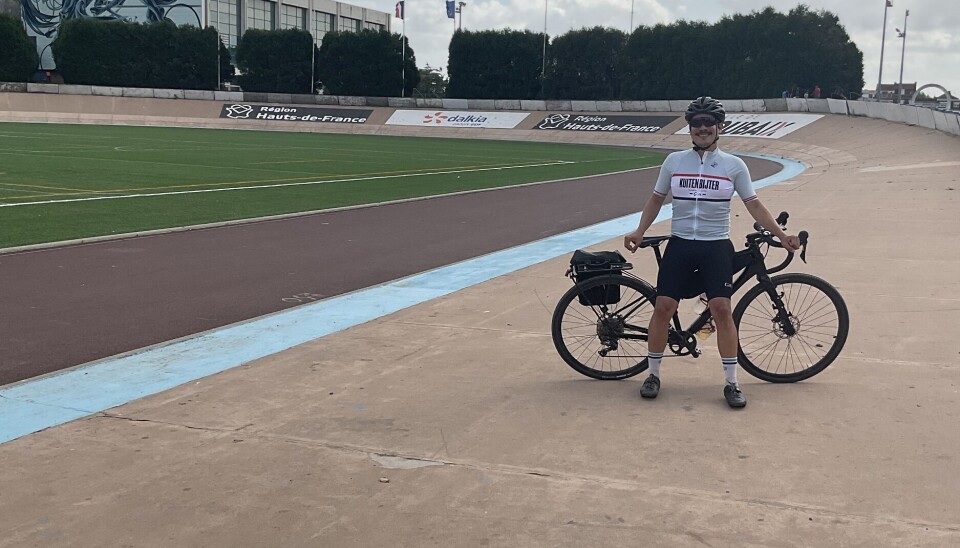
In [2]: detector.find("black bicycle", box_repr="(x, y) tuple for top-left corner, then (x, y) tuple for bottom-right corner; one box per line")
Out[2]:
(551, 212), (849, 383)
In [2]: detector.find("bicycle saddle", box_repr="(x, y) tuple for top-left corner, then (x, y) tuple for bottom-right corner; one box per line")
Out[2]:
(639, 235), (671, 248)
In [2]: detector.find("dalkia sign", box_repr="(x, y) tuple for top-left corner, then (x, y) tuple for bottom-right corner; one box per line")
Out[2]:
(675, 113), (823, 139)
(385, 110), (529, 129)
(219, 104), (372, 123)
(536, 113), (676, 133)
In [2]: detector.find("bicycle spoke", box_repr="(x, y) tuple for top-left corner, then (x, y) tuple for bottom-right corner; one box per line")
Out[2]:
(553, 276), (655, 378)
(735, 276), (847, 382)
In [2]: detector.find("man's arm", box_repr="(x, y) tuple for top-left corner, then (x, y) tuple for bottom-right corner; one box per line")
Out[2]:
(744, 199), (801, 251)
(624, 193), (666, 252)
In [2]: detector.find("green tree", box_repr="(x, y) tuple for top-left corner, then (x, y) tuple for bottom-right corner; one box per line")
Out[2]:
(619, 5), (863, 100)
(414, 65), (446, 98)
(219, 39), (235, 84)
(51, 19), (217, 89)
(447, 29), (544, 99)
(315, 29), (417, 96)
(236, 28), (314, 94)
(543, 26), (626, 100)
(0, 13), (39, 82)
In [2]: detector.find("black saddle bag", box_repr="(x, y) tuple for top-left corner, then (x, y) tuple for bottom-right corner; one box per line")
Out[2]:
(569, 250), (632, 306)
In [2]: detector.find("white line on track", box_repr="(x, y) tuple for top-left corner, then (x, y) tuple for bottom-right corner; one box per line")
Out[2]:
(0, 160), (577, 208)
(858, 161), (960, 173)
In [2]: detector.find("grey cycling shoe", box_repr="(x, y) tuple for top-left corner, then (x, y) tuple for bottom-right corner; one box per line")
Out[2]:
(724, 383), (747, 408)
(640, 374), (660, 399)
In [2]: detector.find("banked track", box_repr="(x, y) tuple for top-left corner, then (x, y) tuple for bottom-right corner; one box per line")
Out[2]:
(0, 104), (958, 546)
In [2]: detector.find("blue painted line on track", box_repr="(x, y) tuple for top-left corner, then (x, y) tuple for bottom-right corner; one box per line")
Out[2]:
(0, 153), (805, 444)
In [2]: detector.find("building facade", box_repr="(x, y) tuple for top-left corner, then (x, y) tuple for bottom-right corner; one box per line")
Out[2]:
(19, 0), (390, 71)
(208, 0), (391, 49)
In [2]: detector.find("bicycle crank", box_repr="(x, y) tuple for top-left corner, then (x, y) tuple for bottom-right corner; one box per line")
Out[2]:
(668, 331), (701, 358)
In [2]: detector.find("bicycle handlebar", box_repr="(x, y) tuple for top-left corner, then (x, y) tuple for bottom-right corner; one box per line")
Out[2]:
(749, 211), (809, 272)
(637, 211), (810, 273)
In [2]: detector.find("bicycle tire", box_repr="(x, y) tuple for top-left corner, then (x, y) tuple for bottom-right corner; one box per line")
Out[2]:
(551, 274), (657, 380)
(733, 273), (849, 383)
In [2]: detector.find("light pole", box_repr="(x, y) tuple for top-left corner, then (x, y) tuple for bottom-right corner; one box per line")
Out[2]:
(896, 9), (909, 104)
(541, 0), (547, 80)
(215, 0), (221, 91)
(876, 0), (892, 101)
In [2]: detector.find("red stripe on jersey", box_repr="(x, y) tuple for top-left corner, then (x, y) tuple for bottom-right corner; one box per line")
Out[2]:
(672, 172), (733, 182)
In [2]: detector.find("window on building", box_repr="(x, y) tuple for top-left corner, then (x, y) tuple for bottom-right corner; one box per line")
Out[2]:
(247, 0), (276, 31)
(339, 16), (361, 32)
(312, 11), (334, 45)
(281, 5), (306, 30)
(209, 0), (239, 48)
(363, 22), (384, 32)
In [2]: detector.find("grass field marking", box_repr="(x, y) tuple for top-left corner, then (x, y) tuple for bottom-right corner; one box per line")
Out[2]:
(0, 133), (48, 140)
(1, 126), (664, 172)
(0, 186), (40, 195)
(0, 147), (560, 181)
(0, 181), (104, 193)
(1, 125), (639, 163)
(0, 158), (579, 202)
(0, 149), (343, 177)
(248, 159), (333, 165)
(0, 159), (585, 208)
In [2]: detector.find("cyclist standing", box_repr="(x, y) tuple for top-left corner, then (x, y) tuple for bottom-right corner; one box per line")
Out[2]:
(623, 97), (801, 408)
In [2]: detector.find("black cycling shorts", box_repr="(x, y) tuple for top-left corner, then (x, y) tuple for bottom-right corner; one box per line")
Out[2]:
(656, 237), (735, 301)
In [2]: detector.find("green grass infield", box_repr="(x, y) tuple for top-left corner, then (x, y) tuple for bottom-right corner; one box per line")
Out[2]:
(0, 123), (665, 248)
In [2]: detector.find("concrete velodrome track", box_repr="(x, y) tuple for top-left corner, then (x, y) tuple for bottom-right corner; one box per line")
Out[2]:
(1, 97), (959, 546)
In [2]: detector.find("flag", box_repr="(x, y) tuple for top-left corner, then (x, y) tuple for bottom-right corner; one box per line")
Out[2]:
(395, 0), (404, 19)
(446, 0), (455, 19)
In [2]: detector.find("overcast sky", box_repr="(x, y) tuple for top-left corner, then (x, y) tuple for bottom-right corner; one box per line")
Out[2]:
(360, 0), (960, 97)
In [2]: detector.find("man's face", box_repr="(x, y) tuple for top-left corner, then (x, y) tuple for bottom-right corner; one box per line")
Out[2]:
(689, 115), (721, 149)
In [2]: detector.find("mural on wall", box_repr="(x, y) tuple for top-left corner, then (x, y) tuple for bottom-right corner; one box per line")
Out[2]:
(21, 0), (204, 70)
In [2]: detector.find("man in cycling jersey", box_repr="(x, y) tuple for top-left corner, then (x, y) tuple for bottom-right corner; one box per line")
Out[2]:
(623, 96), (801, 408)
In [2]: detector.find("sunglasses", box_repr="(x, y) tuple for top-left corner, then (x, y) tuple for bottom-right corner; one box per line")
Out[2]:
(689, 118), (719, 128)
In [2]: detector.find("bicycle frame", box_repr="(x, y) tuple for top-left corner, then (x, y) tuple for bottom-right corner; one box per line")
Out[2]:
(646, 233), (800, 355)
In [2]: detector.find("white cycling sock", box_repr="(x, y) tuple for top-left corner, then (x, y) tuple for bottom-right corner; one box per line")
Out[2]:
(648, 352), (663, 377)
(722, 357), (738, 384)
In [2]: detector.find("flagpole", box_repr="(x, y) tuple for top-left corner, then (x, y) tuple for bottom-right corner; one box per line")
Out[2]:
(309, 0), (315, 94)
(401, 16), (406, 98)
(541, 0), (547, 80)
(876, 0), (891, 101)
(215, 0), (221, 91)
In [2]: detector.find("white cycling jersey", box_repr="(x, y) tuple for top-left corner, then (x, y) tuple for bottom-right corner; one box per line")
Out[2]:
(653, 148), (758, 240)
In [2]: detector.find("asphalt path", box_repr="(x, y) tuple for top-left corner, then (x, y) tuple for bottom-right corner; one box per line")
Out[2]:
(0, 156), (779, 386)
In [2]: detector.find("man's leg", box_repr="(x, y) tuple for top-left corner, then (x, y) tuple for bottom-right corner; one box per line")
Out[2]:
(641, 297), (678, 398)
(710, 297), (746, 408)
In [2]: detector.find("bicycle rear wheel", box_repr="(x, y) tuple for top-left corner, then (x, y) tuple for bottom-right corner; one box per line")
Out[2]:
(551, 274), (657, 380)
(733, 273), (849, 383)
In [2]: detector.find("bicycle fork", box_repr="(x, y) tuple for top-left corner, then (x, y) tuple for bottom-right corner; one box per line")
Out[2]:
(759, 275), (797, 337)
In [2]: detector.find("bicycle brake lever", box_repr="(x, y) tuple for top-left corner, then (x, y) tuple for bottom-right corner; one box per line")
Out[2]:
(799, 231), (809, 263)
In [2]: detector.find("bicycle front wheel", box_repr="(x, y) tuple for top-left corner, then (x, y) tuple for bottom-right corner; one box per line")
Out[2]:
(733, 273), (849, 383)
(551, 274), (657, 380)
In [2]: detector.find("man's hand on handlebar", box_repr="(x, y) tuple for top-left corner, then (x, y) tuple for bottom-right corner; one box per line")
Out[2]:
(623, 230), (643, 253)
(781, 234), (801, 252)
